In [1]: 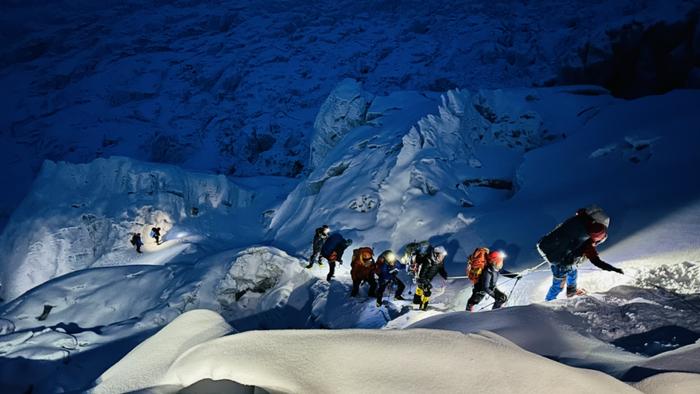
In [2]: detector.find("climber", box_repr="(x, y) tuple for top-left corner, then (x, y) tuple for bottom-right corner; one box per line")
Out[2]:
(130, 233), (143, 253)
(306, 225), (330, 268)
(412, 245), (448, 310)
(350, 247), (377, 297)
(537, 205), (624, 301)
(150, 227), (162, 245)
(375, 250), (406, 307)
(321, 232), (353, 281)
(466, 250), (514, 311)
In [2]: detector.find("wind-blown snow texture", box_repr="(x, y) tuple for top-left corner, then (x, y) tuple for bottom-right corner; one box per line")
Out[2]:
(2, 0), (699, 228)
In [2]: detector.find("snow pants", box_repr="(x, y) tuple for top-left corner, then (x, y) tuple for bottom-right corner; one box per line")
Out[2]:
(376, 276), (406, 304)
(307, 247), (323, 268)
(545, 264), (577, 301)
(351, 276), (377, 297)
(326, 260), (336, 281)
(466, 288), (507, 311)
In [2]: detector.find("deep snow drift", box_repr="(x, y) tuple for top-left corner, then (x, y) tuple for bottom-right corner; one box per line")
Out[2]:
(93, 310), (640, 394)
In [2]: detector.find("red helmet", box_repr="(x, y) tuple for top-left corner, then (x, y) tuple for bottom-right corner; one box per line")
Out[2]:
(488, 250), (505, 265)
(588, 222), (607, 242)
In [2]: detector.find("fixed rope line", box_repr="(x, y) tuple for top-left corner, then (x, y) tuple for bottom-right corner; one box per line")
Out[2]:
(477, 275), (523, 311)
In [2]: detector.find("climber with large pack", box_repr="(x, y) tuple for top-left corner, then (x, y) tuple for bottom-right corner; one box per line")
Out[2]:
(537, 205), (624, 301)
(130, 232), (143, 253)
(306, 225), (330, 269)
(466, 248), (516, 311)
(401, 240), (431, 270)
(350, 246), (377, 297)
(321, 232), (353, 282)
(412, 245), (448, 310)
(374, 250), (406, 307)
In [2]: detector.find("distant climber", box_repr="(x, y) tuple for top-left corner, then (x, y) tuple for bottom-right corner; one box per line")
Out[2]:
(466, 249), (517, 311)
(537, 205), (624, 301)
(375, 250), (406, 307)
(150, 227), (162, 245)
(321, 232), (352, 281)
(350, 247), (377, 297)
(411, 245), (448, 310)
(130, 233), (143, 253)
(306, 225), (330, 269)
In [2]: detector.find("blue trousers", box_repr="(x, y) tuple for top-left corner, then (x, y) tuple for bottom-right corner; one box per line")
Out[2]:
(545, 264), (577, 301)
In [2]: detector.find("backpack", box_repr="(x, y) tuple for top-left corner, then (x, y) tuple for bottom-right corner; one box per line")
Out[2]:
(150, 229), (156, 238)
(352, 247), (374, 267)
(321, 233), (346, 259)
(466, 247), (489, 284)
(537, 215), (590, 266)
(408, 244), (432, 275)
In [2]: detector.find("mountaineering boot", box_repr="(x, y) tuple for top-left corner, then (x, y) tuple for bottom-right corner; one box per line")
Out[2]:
(567, 285), (587, 297)
(305, 263), (313, 269)
(376, 300), (382, 307)
(420, 298), (429, 311)
(394, 295), (405, 301)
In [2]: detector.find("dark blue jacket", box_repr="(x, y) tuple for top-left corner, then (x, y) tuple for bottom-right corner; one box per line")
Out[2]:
(321, 233), (349, 260)
(377, 261), (400, 283)
(474, 264), (500, 297)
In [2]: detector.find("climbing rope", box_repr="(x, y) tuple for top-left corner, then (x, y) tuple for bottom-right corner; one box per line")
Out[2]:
(473, 261), (550, 312)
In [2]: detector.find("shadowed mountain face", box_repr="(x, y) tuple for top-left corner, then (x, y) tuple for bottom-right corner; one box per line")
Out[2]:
(1, 2), (697, 206)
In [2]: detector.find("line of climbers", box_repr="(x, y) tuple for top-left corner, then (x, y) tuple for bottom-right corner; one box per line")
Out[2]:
(306, 204), (625, 311)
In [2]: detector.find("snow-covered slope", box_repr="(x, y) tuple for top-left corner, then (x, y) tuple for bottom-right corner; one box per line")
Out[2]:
(0, 243), (407, 392)
(271, 86), (700, 276)
(2, 0), (698, 229)
(0, 156), (300, 301)
(1, 81), (699, 392)
(93, 312), (640, 394)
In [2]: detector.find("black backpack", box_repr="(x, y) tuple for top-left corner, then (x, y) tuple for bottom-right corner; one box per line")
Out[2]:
(321, 233), (345, 259)
(537, 215), (589, 266)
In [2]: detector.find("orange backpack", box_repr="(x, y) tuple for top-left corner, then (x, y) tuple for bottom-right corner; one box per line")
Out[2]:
(466, 247), (489, 284)
(352, 247), (374, 267)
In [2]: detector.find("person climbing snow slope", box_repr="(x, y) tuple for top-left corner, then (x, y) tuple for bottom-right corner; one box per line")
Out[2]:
(537, 205), (624, 301)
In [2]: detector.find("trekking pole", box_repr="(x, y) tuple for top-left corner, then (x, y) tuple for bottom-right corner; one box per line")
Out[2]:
(506, 276), (521, 300)
(477, 276), (522, 312)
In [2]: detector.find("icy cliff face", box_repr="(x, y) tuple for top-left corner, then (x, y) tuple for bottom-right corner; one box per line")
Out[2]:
(271, 86), (619, 260)
(0, 157), (255, 301)
(310, 79), (374, 170)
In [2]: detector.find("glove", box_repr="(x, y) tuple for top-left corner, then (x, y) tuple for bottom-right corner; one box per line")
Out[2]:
(613, 267), (624, 275)
(338, 259), (343, 265)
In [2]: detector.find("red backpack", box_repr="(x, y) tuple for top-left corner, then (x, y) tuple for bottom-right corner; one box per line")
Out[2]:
(466, 247), (489, 284)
